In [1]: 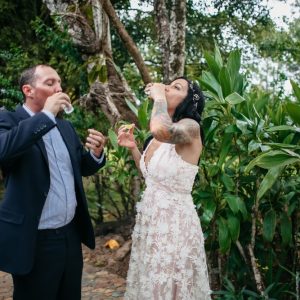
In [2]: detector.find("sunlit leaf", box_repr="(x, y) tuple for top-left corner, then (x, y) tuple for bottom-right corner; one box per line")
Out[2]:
(286, 102), (300, 126)
(125, 98), (138, 116)
(225, 92), (245, 105)
(224, 194), (240, 214)
(290, 80), (300, 103)
(227, 50), (241, 86)
(200, 71), (223, 100)
(248, 140), (261, 154)
(214, 44), (223, 68)
(266, 125), (300, 133)
(203, 90), (220, 102)
(264, 142), (300, 149)
(138, 100), (149, 130)
(204, 51), (220, 80)
(108, 129), (119, 150)
(219, 67), (232, 98)
(257, 167), (283, 200)
(97, 64), (107, 83)
(245, 150), (300, 171)
(202, 200), (216, 224)
(221, 173), (235, 192)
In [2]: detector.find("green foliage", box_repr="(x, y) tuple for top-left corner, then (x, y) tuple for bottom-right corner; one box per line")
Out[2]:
(195, 46), (299, 298)
(30, 17), (89, 96)
(0, 1), (299, 297)
(90, 96), (151, 220)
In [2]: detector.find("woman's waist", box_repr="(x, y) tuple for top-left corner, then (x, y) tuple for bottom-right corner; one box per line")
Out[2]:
(145, 178), (193, 195)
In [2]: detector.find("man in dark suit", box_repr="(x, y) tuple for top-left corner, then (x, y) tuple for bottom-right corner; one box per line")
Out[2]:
(0, 65), (106, 299)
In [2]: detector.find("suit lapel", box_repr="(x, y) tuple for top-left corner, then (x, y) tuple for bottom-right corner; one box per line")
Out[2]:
(56, 118), (76, 164)
(15, 105), (49, 164)
(56, 118), (83, 185)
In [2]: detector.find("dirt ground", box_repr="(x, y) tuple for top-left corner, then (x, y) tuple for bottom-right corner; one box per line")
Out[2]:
(0, 227), (132, 300)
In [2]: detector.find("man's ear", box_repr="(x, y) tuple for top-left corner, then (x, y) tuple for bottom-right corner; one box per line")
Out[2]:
(22, 84), (33, 97)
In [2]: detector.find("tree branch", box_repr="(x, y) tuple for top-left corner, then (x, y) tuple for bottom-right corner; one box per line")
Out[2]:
(101, 0), (152, 84)
(248, 189), (265, 295)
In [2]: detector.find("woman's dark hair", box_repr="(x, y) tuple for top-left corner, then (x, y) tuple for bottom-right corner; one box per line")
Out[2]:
(172, 76), (205, 142)
(143, 77), (205, 150)
(172, 76), (205, 124)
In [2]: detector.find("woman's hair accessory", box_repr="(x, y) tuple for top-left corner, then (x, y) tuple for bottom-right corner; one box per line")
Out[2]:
(189, 82), (200, 108)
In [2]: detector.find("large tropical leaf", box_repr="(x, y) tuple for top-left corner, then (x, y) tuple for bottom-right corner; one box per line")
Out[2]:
(224, 194), (240, 214)
(227, 50), (241, 91)
(257, 167), (283, 200)
(286, 102), (300, 126)
(125, 98), (138, 116)
(214, 44), (223, 68)
(224, 194), (248, 219)
(266, 125), (300, 133)
(245, 150), (300, 171)
(201, 199), (216, 224)
(108, 128), (119, 150)
(200, 71), (224, 100)
(219, 67), (232, 98)
(225, 92), (245, 105)
(218, 217), (231, 253)
(290, 80), (300, 102)
(203, 51), (220, 80)
(263, 210), (277, 242)
(280, 212), (292, 246)
(137, 100), (149, 130)
(218, 132), (233, 167)
(227, 213), (240, 242)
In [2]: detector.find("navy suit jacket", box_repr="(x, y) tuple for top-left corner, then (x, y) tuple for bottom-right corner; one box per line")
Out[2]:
(0, 105), (105, 275)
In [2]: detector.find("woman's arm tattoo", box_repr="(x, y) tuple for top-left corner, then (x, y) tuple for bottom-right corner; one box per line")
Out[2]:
(150, 99), (199, 144)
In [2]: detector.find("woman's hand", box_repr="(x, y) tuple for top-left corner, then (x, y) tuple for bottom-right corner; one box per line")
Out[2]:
(117, 124), (136, 150)
(145, 83), (166, 101)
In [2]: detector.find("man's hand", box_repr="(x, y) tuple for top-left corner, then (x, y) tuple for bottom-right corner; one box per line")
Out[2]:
(85, 129), (106, 158)
(43, 92), (71, 116)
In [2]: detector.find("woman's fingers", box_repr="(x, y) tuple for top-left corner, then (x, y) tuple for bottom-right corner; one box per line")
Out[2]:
(118, 124), (135, 135)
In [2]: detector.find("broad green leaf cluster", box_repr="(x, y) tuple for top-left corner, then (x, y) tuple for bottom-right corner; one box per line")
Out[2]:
(194, 46), (299, 298)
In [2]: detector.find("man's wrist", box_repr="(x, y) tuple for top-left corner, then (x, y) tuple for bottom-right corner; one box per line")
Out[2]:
(90, 150), (105, 163)
(41, 109), (56, 123)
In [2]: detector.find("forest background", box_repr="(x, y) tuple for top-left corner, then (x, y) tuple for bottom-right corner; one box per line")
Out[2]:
(0, 0), (300, 298)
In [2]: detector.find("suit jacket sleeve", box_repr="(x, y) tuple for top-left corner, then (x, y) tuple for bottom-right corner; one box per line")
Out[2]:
(0, 111), (56, 165)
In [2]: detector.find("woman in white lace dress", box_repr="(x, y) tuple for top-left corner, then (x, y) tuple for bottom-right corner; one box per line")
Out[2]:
(117, 77), (211, 300)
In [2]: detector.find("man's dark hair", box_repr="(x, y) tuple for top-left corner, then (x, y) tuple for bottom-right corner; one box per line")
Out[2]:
(19, 64), (49, 100)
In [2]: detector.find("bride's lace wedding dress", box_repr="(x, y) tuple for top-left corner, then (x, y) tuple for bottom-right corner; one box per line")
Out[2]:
(124, 141), (211, 300)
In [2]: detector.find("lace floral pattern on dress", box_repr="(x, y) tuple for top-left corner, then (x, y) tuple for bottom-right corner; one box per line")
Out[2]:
(124, 142), (211, 300)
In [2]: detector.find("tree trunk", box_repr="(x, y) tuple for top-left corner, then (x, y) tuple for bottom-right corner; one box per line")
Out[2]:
(154, 0), (186, 83)
(169, 0), (186, 81)
(154, 0), (170, 83)
(101, 0), (152, 84)
(42, 0), (137, 126)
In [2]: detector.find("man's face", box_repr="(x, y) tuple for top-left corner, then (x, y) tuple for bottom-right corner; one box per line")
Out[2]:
(25, 66), (62, 111)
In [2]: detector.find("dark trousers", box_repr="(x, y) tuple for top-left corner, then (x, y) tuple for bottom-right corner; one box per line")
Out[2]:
(12, 221), (83, 300)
